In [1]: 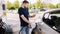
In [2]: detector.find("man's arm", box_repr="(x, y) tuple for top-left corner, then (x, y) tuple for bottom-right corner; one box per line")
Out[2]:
(18, 8), (30, 24)
(20, 15), (30, 24)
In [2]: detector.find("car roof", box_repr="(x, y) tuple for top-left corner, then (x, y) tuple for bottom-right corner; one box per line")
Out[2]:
(45, 8), (60, 13)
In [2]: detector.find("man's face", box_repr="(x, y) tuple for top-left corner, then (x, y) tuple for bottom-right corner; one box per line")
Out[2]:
(23, 3), (29, 8)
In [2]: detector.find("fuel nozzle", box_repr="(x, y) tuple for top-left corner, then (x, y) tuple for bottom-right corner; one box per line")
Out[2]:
(0, 18), (2, 23)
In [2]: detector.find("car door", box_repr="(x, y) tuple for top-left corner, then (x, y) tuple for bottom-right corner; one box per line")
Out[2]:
(50, 10), (60, 33)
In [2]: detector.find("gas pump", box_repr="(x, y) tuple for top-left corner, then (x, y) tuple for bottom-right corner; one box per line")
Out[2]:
(0, 0), (6, 34)
(1, 0), (7, 23)
(2, 4), (6, 16)
(0, 0), (13, 34)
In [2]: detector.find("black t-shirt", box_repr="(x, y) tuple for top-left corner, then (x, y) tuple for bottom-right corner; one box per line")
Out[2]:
(18, 7), (29, 27)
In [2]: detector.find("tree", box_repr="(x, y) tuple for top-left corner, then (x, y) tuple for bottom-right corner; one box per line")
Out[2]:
(47, 3), (56, 9)
(13, 0), (19, 9)
(56, 3), (60, 8)
(34, 3), (38, 8)
(6, 0), (20, 10)
(39, 3), (44, 9)
(32, 4), (35, 9)
(6, 1), (12, 10)
(34, 0), (44, 9)
(28, 4), (32, 9)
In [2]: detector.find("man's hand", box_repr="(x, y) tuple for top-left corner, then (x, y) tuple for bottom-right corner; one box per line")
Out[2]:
(30, 15), (35, 18)
(28, 22), (31, 25)
(28, 23), (32, 28)
(29, 14), (36, 18)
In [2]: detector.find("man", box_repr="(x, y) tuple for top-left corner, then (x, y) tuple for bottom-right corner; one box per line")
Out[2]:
(18, 0), (35, 34)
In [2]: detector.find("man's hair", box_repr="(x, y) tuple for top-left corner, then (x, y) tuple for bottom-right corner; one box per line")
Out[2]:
(23, 0), (29, 3)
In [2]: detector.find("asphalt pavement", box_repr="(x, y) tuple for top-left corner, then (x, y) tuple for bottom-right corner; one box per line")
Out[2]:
(2, 13), (59, 34)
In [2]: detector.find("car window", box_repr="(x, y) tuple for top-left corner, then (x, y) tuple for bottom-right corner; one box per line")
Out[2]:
(43, 10), (60, 33)
(50, 10), (60, 14)
(50, 10), (60, 27)
(50, 10), (60, 17)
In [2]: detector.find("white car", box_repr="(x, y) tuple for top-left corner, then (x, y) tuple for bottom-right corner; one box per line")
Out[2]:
(42, 8), (60, 33)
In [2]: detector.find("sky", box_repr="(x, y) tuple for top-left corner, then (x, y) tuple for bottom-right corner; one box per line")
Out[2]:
(41, 0), (60, 5)
(8, 0), (37, 4)
(6, 0), (60, 5)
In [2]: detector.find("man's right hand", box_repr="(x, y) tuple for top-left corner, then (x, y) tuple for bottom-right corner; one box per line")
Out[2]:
(28, 23), (32, 28)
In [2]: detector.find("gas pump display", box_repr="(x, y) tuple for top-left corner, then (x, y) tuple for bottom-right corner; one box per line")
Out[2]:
(2, 4), (6, 10)
(2, 4), (6, 16)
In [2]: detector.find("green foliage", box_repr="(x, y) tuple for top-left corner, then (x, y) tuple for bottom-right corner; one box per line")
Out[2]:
(33, 0), (44, 9)
(6, 1), (12, 10)
(28, 4), (32, 9)
(6, 0), (59, 10)
(39, 3), (44, 9)
(56, 3), (60, 8)
(6, 0), (20, 10)
(31, 4), (35, 9)
(47, 3), (56, 9)
(13, 0), (19, 9)
(9, 7), (15, 10)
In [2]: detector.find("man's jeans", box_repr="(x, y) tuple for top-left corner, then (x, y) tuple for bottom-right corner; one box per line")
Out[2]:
(20, 26), (29, 34)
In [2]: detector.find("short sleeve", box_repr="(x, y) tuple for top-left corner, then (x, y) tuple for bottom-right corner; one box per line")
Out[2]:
(18, 8), (23, 16)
